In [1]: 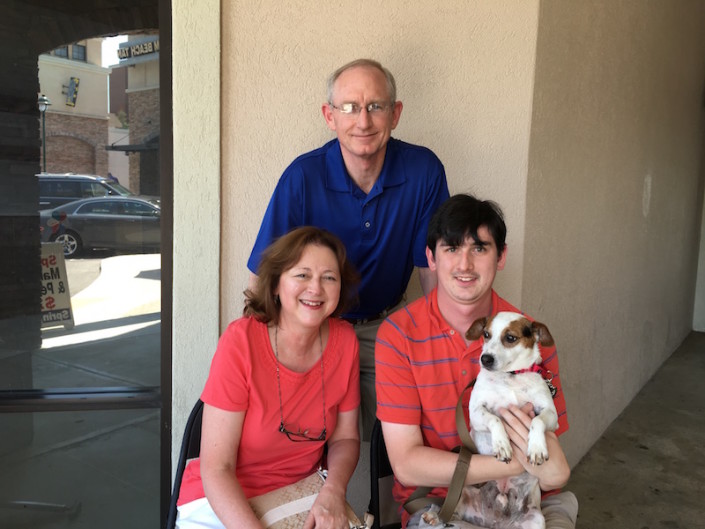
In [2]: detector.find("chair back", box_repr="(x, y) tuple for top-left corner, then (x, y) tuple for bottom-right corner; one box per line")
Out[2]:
(368, 419), (402, 529)
(165, 399), (204, 529)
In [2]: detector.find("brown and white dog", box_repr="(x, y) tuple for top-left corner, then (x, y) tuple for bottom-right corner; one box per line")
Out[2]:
(420, 311), (558, 529)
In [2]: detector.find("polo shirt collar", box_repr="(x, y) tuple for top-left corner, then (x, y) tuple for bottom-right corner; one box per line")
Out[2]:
(324, 138), (406, 194)
(428, 287), (502, 350)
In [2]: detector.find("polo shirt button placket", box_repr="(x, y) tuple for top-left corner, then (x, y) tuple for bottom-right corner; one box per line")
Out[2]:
(460, 339), (475, 387)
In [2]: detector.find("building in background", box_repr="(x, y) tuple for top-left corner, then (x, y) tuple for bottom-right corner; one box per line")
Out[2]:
(38, 34), (160, 196)
(107, 60), (129, 186)
(108, 34), (160, 196)
(38, 38), (110, 177)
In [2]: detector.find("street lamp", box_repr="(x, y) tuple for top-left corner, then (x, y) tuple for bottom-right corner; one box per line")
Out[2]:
(38, 94), (51, 173)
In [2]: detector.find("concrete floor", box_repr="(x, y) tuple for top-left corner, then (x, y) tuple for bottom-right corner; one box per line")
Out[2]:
(567, 331), (705, 529)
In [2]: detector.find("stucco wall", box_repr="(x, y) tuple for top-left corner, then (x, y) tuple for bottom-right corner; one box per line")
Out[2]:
(171, 0), (221, 460)
(172, 0), (705, 475)
(220, 0), (539, 322)
(524, 1), (705, 464)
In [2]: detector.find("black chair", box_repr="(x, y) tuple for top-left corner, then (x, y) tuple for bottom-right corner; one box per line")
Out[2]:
(166, 399), (204, 529)
(368, 419), (402, 529)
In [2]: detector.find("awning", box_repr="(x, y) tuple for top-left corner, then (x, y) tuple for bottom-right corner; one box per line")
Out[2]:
(105, 142), (158, 153)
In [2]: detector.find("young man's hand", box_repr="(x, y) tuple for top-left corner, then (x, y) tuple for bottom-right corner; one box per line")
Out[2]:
(499, 404), (570, 490)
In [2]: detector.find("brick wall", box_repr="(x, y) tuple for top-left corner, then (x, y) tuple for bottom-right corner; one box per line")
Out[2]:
(127, 88), (160, 194)
(42, 113), (109, 176)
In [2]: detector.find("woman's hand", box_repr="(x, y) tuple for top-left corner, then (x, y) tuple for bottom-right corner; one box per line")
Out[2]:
(303, 408), (360, 528)
(304, 485), (349, 529)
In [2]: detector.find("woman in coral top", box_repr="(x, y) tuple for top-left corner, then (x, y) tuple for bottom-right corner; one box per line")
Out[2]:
(177, 226), (361, 529)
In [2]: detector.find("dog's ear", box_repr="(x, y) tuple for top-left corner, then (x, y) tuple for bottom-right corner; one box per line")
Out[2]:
(466, 317), (487, 341)
(531, 321), (554, 347)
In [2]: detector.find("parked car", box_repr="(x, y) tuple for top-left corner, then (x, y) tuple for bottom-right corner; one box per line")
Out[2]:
(40, 196), (161, 257)
(38, 173), (135, 209)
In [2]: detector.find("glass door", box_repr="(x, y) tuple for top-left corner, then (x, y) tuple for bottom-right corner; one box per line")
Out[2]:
(0, 9), (168, 526)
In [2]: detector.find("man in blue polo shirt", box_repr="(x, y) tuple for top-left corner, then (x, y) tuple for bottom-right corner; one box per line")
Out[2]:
(248, 58), (450, 439)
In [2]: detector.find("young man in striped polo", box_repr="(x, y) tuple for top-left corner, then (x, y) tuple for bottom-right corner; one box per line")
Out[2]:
(375, 194), (578, 528)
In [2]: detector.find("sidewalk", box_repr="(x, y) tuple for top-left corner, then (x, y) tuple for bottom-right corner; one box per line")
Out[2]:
(42, 253), (161, 350)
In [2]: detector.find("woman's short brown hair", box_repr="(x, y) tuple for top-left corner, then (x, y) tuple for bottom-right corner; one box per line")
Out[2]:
(244, 226), (359, 324)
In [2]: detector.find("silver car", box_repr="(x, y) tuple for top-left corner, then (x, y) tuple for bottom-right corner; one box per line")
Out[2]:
(40, 196), (161, 257)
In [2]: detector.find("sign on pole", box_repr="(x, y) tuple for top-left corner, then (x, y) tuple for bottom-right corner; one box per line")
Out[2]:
(40, 242), (74, 329)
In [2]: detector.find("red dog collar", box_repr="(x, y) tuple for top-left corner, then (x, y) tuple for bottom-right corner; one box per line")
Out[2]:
(509, 364), (543, 376)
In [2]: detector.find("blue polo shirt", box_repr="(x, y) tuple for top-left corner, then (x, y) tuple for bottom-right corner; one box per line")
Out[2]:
(248, 138), (449, 319)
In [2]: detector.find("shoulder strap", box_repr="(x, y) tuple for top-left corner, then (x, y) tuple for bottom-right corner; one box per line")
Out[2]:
(455, 380), (478, 454)
(403, 381), (478, 522)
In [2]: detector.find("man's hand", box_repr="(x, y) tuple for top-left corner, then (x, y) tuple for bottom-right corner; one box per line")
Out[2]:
(499, 404), (570, 490)
(499, 403), (535, 466)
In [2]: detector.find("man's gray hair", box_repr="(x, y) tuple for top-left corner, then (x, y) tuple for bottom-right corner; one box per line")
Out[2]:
(326, 59), (397, 104)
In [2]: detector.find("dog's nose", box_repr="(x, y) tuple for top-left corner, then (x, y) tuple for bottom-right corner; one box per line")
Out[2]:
(480, 354), (494, 368)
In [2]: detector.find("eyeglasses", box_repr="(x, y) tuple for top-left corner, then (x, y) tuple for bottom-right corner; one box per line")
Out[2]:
(329, 101), (393, 116)
(279, 423), (327, 442)
(274, 326), (327, 442)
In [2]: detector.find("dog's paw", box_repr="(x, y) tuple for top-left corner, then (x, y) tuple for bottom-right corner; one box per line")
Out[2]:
(421, 510), (443, 526)
(526, 436), (549, 465)
(492, 436), (513, 462)
(527, 450), (549, 466)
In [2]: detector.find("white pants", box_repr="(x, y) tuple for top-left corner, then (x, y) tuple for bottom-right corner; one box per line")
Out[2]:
(406, 491), (579, 529)
(175, 497), (224, 529)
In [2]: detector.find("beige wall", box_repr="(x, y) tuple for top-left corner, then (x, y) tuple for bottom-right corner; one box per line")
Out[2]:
(171, 0), (705, 472)
(128, 59), (160, 91)
(86, 38), (102, 65)
(38, 54), (109, 119)
(220, 0), (540, 320)
(524, 1), (705, 464)
(171, 0), (221, 453)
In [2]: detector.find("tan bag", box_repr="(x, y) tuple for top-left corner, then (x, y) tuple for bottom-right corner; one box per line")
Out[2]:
(249, 469), (365, 528)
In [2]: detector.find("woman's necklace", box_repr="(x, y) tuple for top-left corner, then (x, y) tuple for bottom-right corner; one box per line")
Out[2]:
(273, 326), (327, 441)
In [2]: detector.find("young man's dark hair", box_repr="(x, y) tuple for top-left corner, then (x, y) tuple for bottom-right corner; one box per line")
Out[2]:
(426, 194), (507, 257)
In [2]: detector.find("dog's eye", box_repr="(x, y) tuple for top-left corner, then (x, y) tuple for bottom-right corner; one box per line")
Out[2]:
(483, 330), (490, 339)
(505, 334), (517, 343)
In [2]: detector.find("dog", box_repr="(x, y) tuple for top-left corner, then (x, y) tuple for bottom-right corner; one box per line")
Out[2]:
(420, 311), (558, 529)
